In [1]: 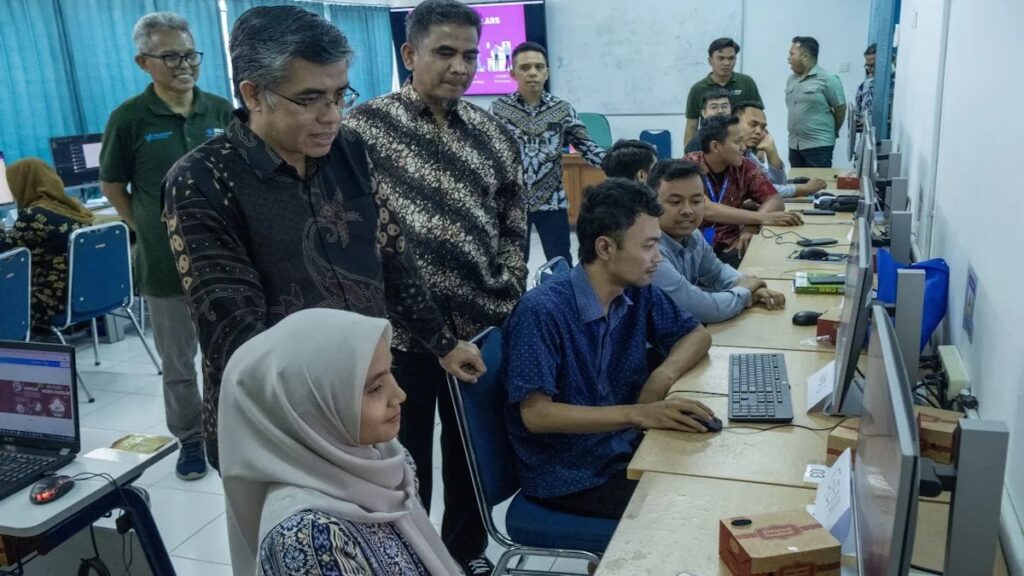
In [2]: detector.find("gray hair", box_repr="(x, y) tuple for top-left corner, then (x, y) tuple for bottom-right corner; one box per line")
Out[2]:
(132, 12), (193, 53)
(230, 6), (354, 110)
(406, 0), (481, 47)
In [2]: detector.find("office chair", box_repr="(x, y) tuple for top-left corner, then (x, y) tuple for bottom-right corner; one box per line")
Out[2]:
(639, 129), (673, 160)
(448, 327), (617, 575)
(50, 222), (162, 402)
(0, 248), (32, 342)
(531, 256), (571, 289)
(578, 113), (613, 149)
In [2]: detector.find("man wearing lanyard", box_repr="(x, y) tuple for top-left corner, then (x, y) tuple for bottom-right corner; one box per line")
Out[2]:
(684, 115), (802, 268)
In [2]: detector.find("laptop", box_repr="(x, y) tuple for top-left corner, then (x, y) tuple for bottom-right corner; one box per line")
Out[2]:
(0, 341), (80, 500)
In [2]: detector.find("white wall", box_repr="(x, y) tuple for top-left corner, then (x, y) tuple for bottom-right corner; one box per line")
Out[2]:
(896, 0), (1024, 547)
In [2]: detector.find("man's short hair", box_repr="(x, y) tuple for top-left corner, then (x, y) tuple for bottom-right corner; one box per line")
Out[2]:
(865, 43), (877, 56)
(133, 12), (192, 54)
(733, 101), (765, 118)
(647, 159), (702, 193)
(708, 37), (740, 57)
(512, 41), (547, 65)
(701, 87), (732, 109)
(601, 139), (658, 179)
(577, 178), (663, 265)
(792, 36), (820, 60)
(406, 0), (482, 47)
(230, 6), (353, 110)
(699, 115), (740, 154)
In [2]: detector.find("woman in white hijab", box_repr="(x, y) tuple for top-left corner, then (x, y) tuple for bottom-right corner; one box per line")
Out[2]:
(218, 308), (465, 576)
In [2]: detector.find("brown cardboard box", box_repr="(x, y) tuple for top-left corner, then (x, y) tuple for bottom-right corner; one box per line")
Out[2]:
(915, 406), (961, 465)
(826, 417), (859, 466)
(720, 509), (841, 576)
(836, 175), (861, 190)
(816, 307), (842, 345)
(0, 535), (32, 567)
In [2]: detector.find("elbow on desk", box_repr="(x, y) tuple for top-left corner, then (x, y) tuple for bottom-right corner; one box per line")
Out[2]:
(691, 325), (713, 355)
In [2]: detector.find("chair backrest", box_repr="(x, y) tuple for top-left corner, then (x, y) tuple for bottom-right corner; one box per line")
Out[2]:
(531, 256), (571, 288)
(579, 113), (613, 149)
(64, 222), (133, 326)
(640, 129), (673, 160)
(0, 247), (32, 341)
(447, 327), (520, 510)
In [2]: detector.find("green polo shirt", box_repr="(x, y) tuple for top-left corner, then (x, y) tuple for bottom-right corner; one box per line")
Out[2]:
(685, 72), (763, 119)
(785, 64), (846, 150)
(100, 84), (232, 297)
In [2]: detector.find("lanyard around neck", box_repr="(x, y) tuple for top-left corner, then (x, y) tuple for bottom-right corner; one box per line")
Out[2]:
(703, 174), (729, 204)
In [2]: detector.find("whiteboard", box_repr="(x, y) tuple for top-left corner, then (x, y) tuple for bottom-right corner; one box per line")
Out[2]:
(546, 0), (743, 115)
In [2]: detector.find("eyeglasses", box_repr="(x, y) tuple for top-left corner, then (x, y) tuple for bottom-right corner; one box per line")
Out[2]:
(141, 51), (203, 68)
(267, 86), (361, 113)
(705, 103), (732, 113)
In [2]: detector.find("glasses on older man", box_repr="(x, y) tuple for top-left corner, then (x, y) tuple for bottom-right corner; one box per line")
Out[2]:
(266, 86), (361, 113)
(141, 51), (204, 68)
(705, 102), (732, 113)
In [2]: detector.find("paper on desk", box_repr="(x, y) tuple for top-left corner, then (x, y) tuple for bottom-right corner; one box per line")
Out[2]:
(806, 360), (836, 412)
(811, 448), (854, 554)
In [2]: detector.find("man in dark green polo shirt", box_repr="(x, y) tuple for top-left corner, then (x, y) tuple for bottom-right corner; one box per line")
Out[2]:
(785, 36), (846, 168)
(99, 12), (232, 481)
(684, 38), (763, 146)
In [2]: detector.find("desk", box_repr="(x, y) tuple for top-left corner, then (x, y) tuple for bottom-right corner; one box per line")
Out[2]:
(706, 279), (840, 352)
(562, 153), (606, 226)
(789, 167), (848, 182)
(785, 202), (857, 225)
(628, 347), (842, 485)
(595, 473), (1009, 576)
(739, 223), (853, 280)
(0, 443), (177, 574)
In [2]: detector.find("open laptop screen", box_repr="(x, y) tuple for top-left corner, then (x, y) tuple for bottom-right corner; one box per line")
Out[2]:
(0, 343), (77, 446)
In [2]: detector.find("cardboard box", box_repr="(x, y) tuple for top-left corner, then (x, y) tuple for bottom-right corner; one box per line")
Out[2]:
(915, 406), (962, 465)
(816, 307), (842, 345)
(720, 509), (841, 576)
(836, 175), (861, 190)
(826, 417), (859, 466)
(0, 535), (33, 567)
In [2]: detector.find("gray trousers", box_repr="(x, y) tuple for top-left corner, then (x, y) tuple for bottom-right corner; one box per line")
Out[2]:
(146, 295), (203, 443)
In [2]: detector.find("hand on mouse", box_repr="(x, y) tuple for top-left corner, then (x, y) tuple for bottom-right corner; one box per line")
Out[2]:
(752, 287), (786, 310)
(631, 397), (715, 433)
(760, 211), (803, 226)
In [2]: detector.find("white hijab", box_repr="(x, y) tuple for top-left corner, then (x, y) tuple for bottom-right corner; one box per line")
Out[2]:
(218, 308), (463, 576)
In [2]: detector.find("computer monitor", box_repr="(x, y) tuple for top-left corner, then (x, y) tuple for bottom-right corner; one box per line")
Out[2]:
(50, 133), (103, 190)
(0, 152), (14, 207)
(857, 172), (876, 224)
(847, 103), (858, 162)
(828, 216), (873, 415)
(853, 304), (920, 576)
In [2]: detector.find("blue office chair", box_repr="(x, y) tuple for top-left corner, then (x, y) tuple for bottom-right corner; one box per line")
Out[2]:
(640, 129), (673, 160)
(531, 256), (571, 289)
(578, 113), (613, 149)
(0, 247), (32, 342)
(51, 222), (162, 402)
(447, 328), (617, 575)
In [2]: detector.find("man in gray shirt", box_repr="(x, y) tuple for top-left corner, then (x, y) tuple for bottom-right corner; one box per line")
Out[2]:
(649, 159), (785, 323)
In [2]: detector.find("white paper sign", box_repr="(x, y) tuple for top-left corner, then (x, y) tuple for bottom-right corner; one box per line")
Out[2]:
(806, 360), (836, 412)
(812, 448), (854, 553)
(804, 463), (829, 485)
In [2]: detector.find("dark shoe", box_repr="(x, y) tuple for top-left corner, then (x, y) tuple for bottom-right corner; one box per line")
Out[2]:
(175, 440), (208, 481)
(458, 555), (494, 576)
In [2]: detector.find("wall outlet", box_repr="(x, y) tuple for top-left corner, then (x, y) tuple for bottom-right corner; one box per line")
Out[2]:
(938, 345), (971, 404)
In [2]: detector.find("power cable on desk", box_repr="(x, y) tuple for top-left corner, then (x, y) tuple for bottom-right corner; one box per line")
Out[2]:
(760, 228), (810, 245)
(909, 564), (943, 575)
(722, 422), (844, 434)
(666, 390), (727, 397)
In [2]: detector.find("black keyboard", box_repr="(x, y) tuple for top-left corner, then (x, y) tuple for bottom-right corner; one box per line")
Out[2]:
(0, 451), (72, 501)
(728, 353), (794, 423)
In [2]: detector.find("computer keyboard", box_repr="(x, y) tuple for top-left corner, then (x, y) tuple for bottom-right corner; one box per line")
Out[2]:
(728, 353), (794, 423)
(0, 451), (70, 501)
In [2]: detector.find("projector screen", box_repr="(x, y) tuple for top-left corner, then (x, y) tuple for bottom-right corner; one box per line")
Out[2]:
(390, 1), (548, 96)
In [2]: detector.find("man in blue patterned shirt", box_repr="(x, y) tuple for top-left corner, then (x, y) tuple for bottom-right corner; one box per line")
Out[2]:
(490, 42), (605, 265)
(503, 178), (713, 520)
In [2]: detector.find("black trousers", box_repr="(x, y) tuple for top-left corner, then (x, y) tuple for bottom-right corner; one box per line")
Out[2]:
(788, 145), (835, 168)
(393, 349), (487, 560)
(527, 469), (638, 520)
(526, 209), (573, 265)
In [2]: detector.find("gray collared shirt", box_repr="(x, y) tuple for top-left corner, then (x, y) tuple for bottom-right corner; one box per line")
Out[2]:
(745, 149), (796, 198)
(651, 231), (751, 323)
(786, 64), (846, 149)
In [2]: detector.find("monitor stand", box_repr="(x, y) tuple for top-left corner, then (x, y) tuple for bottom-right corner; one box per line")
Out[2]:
(823, 376), (864, 417)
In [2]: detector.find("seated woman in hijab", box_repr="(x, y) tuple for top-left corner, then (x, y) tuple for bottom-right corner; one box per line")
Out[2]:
(219, 308), (465, 576)
(1, 158), (94, 328)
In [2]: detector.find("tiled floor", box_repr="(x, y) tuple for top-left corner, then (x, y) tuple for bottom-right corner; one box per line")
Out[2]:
(55, 230), (590, 574)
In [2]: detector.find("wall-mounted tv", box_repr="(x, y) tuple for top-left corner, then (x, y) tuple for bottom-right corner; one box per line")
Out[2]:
(389, 1), (548, 96)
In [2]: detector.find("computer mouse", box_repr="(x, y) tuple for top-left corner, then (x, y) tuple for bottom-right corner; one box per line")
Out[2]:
(814, 191), (835, 199)
(694, 416), (723, 433)
(792, 310), (823, 326)
(797, 247), (830, 261)
(789, 176), (810, 184)
(30, 474), (75, 504)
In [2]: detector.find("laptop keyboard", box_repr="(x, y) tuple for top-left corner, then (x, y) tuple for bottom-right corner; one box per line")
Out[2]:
(0, 451), (71, 500)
